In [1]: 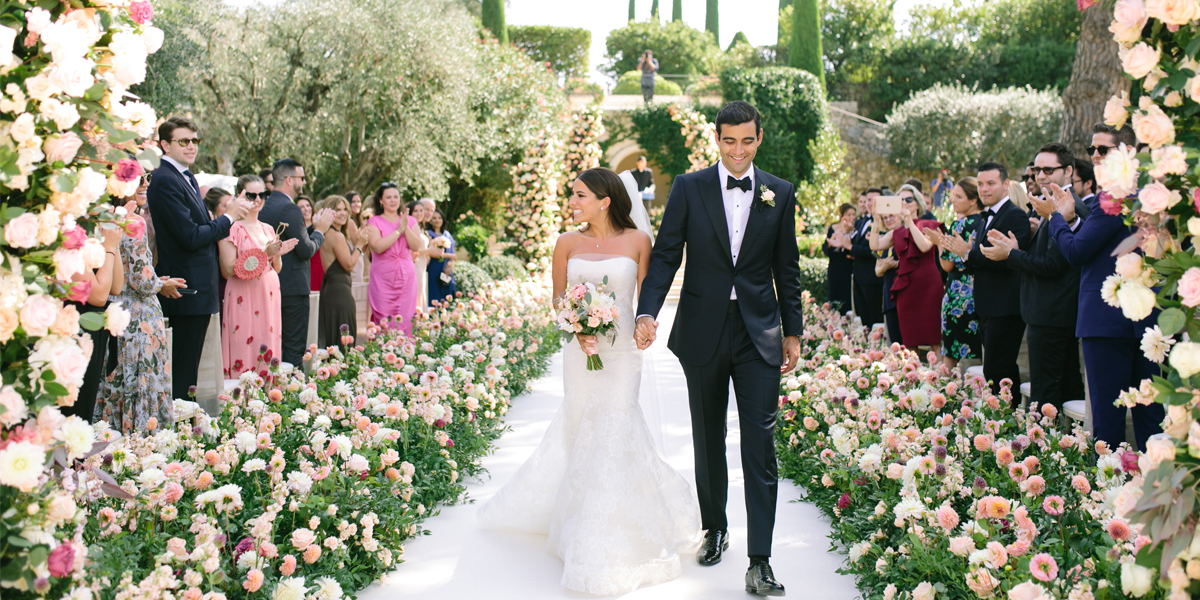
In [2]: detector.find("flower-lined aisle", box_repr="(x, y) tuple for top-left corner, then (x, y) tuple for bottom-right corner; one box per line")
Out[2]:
(776, 294), (1159, 600)
(7, 278), (559, 600)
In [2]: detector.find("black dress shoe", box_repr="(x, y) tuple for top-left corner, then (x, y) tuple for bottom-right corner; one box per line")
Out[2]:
(746, 562), (786, 596)
(696, 529), (729, 566)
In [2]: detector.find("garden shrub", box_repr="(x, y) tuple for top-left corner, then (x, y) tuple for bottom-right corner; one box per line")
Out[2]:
(886, 83), (1062, 175)
(477, 255), (528, 282)
(720, 67), (828, 185)
(613, 71), (683, 96)
(510, 25), (591, 80)
(625, 104), (693, 178)
(454, 262), (495, 295)
(604, 18), (722, 79)
(798, 256), (829, 305)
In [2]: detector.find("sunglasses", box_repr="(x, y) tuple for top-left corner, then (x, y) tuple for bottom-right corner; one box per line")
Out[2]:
(1086, 145), (1117, 157)
(902, 196), (916, 204)
(172, 138), (202, 147)
(380, 181), (398, 189)
(1028, 165), (1065, 176)
(244, 191), (269, 201)
(141, 173), (152, 185)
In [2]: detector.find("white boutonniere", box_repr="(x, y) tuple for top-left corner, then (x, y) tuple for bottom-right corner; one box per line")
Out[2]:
(759, 185), (775, 208)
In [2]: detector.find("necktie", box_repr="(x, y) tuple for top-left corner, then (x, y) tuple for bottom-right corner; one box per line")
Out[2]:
(183, 169), (201, 197)
(726, 175), (752, 193)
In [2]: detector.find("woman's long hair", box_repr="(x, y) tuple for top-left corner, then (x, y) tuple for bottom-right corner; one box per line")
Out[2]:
(575, 168), (638, 232)
(318, 195), (349, 236)
(370, 182), (398, 216)
(956, 177), (983, 211)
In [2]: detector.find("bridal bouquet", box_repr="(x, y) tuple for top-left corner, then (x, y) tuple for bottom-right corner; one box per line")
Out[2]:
(556, 277), (618, 370)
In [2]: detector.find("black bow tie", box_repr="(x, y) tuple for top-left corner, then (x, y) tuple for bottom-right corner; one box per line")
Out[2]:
(726, 175), (752, 193)
(985, 208), (996, 216)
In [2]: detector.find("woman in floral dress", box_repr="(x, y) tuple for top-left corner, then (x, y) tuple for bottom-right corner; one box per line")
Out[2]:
(936, 177), (984, 369)
(95, 174), (183, 434)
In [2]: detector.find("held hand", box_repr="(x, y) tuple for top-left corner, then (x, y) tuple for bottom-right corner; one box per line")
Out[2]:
(635, 316), (658, 350)
(265, 239), (282, 257)
(444, 261), (454, 275)
(781, 336), (801, 374)
(575, 333), (598, 355)
(159, 276), (187, 299)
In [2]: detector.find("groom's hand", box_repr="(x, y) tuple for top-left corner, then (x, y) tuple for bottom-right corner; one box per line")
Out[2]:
(781, 336), (801, 374)
(635, 316), (658, 350)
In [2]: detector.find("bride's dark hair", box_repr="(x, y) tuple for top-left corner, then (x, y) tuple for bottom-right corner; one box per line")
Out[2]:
(576, 168), (639, 232)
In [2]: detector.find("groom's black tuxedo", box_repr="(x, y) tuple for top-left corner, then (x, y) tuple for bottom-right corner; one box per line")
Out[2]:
(636, 163), (803, 559)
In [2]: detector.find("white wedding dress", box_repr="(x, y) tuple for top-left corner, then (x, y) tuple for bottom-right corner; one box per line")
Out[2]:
(478, 255), (701, 596)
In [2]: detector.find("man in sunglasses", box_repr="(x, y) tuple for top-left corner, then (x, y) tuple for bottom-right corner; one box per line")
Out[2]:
(983, 142), (1087, 412)
(148, 116), (253, 401)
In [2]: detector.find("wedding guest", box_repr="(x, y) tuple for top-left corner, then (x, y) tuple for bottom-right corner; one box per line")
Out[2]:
(366, 183), (422, 334)
(946, 162), (1031, 394)
(821, 203), (856, 315)
(638, 49), (658, 103)
(96, 177), (181, 434)
(317, 195), (369, 347)
(259, 168), (274, 193)
(258, 158), (333, 367)
(61, 224), (124, 423)
(204, 188), (231, 220)
(1073, 157), (1096, 203)
(631, 155), (656, 211)
(347, 191), (364, 228)
(934, 177), (983, 369)
(219, 175), (297, 377)
(872, 183), (944, 357)
(297, 195), (314, 229)
(851, 187), (884, 327)
(346, 191), (367, 284)
(875, 215), (902, 345)
(985, 142), (1087, 410)
(426, 209), (457, 306)
(148, 116), (249, 400)
(1046, 124), (1162, 450)
(407, 200), (435, 308)
(930, 169), (952, 208)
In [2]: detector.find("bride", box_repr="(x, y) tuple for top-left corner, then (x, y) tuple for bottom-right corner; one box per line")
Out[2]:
(478, 167), (701, 595)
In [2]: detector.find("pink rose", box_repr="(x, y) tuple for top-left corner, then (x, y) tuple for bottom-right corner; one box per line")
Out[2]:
(1179, 267), (1200, 307)
(1100, 192), (1124, 216)
(1132, 104), (1175, 149)
(1110, 0), (1149, 43)
(20, 294), (59, 337)
(43, 133), (83, 166)
(0, 385), (27, 426)
(1138, 182), (1180, 214)
(47, 543), (75, 578)
(1122, 42), (1161, 79)
(124, 215), (145, 240)
(114, 158), (143, 182)
(60, 226), (86, 251)
(4, 212), (40, 248)
(290, 527), (316, 551)
(129, 1), (154, 25)
(1009, 582), (1050, 600)
(65, 280), (90, 303)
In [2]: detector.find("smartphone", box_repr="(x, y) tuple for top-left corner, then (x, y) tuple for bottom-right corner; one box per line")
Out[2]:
(178, 289), (198, 295)
(874, 195), (902, 215)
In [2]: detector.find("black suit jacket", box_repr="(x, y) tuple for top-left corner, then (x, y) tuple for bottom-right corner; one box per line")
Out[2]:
(636, 164), (803, 366)
(849, 215), (881, 283)
(147, 162), (232, 316)
(965, 198), (1032, 319)
(1007, 195), (1089, 327)
(258, 191), (325, 297)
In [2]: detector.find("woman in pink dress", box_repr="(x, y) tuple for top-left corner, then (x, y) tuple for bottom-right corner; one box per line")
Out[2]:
(365, 182), (423, 335)
(219, 174), (298, 377)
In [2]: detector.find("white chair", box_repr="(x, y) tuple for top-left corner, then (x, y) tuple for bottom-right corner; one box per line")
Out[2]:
(193, 316), (225, 416)
(1063, 400), (1086, 422)
(307, 291), (320, 349)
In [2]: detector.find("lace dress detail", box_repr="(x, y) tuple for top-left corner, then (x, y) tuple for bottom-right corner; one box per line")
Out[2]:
(478, 256), (701, 595)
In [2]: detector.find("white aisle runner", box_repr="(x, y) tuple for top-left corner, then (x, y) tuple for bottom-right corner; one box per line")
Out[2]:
(358, 306), (858, 600)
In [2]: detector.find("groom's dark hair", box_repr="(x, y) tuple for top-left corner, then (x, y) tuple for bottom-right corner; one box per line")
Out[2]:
(715, 101), (761, 136)
(576, 168), (639, 233)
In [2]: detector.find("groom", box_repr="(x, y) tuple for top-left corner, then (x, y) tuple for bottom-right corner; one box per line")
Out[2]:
(636, 101), (802, 596)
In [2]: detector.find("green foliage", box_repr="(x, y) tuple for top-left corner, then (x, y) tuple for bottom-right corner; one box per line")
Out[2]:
(789, 0), (825, 88)
(673, 0), (683, 21)
(604, 18), (723, 79)
(720, 67), (829, 184)
(795, 124), (851, 229)
(625, 104), (693, 179)
(886, 83), (1063, 175)
(818, 0), (894, 99)
(684, 75), (722, 97)
(566, 77), (604, 98)
(651, 0), (660, 19)
(706, 0), (719, 44)
(453, 261), (495, 295)
(727, 31), (750, 51)
(510, 26), (591, 80)
(476, 255), (528, 282)
(482, 0), (507, 44)
(454, 221), (492, 261)
(613, 71), (683, 96)
(797, 256), (829, 304)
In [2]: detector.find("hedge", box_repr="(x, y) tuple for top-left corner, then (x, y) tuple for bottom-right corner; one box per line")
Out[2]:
(613, 71), (684, 96)
(720, 67), (829, 185)
(477, 255), (528, 281)
(510, 25), (591, 80)
(798, 255), (828, 305)
(886, 83), (1062, 174)
(604, 18), (722, 79)
(454, 261), (494, 294)
(625, 103), (693, 178)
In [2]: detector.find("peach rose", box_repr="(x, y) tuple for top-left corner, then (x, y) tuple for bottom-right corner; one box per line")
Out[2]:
(51, 304), (79, 337)
(1104, 92), (1131, 128)
(1138, 181), (1181, 214)
(1150, 145), (1188, 178)
(1122, 43), (1161, 79)
(949, 536), (974, 556)
(4, 212), (39, 248)
(290, 527), (316, 551)
(20, 293), (59, 337)
(43, 132), (82, 165)
(1146, 0), (1199, 24)
(1132, 103), (1175, 149)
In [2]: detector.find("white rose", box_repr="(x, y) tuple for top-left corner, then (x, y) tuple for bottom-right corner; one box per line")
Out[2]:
(1115, 253), (1144, 279)
(0, 26), (17, 68)
(1121, 562), (1155, 597)
(40, 99), (80, 132)
(1122, 43), (1162, 80)
(111, 53), (146, 88)
(104, 302), (130, 336)
(1096, 145), (1140, 199)
(76, 167), (109, 204)
(9, 112), (35, 144)
(20, 294), (60, 337)
(25, 8), (52, 35)
(24, 74), (60, 103)
(1116, 280), (1156, 322)
(142, 27), (164, 54)
(1170, 341), (1200, 378)
(51, 248), (84, 282)
(81, 238), (105, 269)
(44, 132), (83, 165)
(39, 22), (91, 63)
(912, 582), (936, 600)
(5, 212), (40, 248)
(48, 57), (96, 98)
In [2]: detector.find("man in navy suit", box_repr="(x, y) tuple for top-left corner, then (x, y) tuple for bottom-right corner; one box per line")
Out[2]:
(258, 158), (333, 367)
(1044, 124), (1164, 450)
(635, 101), (800, 595)
(850, 187), (883, 327)
(148, 116), (250, 400)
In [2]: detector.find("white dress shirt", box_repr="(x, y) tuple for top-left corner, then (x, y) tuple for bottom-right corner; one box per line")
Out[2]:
(718, 160), (754, 300)
(983, 196), (1010, 230)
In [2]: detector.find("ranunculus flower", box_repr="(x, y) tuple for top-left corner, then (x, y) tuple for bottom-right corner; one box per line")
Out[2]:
(1111, 0), (1149, 43)
(1116, 280), (1156, 322)
(1137, 182), (1180, 214)
(43, 132), (83, 166)
(5, 212), (40, 248)
(1132, 103), (1175, 149)
(46, 543), (75, 578)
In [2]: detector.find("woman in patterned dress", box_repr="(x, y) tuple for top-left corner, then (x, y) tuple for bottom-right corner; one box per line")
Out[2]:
(936, 177), (984, 369)
(95, 173), (187, 434)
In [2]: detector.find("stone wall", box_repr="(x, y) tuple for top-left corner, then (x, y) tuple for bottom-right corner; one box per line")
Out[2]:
(829, 101), (937, 198)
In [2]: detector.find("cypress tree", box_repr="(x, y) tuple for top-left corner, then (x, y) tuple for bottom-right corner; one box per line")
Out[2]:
(777, 0), (793, 44)
(651, 0), (659, 20)
(629, 0), (636, 21)
(672, 0), (682, 21)
(482, 0), (507, 44)
(790, 0), (824, 88)
(705, 0), (719, 45)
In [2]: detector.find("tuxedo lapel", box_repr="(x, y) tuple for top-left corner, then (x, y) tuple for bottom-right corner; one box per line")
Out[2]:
(700, 166), (733, 265)
(739, 166), (769, 259)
